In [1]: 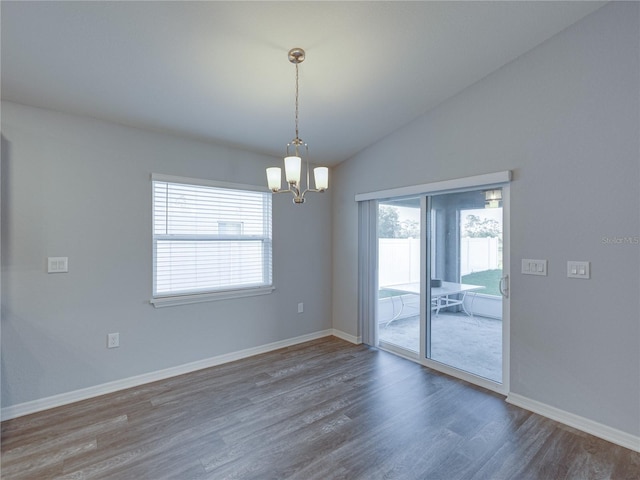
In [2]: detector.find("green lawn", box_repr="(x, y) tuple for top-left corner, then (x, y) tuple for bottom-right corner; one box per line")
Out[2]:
(461, 269), (502, 296)
(378, 289), (397, 299)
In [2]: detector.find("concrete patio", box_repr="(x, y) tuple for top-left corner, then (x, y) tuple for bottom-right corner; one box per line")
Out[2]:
(379, 312), (502, 383)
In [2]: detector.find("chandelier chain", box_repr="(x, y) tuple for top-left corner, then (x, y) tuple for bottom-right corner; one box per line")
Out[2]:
(295, 62), (300, 141)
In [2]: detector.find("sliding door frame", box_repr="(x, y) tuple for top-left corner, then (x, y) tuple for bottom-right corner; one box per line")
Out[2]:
(357, 171), (511, 395)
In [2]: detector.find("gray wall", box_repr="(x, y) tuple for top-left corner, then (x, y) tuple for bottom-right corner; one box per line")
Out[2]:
(332, 3), (639, 436)
(1, 101), (332, 407)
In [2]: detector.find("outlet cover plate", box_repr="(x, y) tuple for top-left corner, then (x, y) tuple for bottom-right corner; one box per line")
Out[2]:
(107, 333), (120, 348)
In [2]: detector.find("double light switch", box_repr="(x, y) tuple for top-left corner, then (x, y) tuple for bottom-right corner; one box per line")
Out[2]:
(47, 257), (68, 273)
(521, 258), (591, 279)
(522, 259), (547, 276)
(567, 261), (590, 279)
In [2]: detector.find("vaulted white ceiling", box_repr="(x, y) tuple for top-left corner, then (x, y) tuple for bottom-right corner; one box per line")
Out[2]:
(1, 1), (606, 165)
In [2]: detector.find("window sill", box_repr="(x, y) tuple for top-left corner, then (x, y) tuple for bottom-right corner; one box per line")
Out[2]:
(150, 286), (275, 308)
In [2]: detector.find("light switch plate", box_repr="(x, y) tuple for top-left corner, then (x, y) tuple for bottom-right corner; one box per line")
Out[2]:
(522, 259), (547, 276)
(567, 261), (590, 279)
(47, 257), (68, 273)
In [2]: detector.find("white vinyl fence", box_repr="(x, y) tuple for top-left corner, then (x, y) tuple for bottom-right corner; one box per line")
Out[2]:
(379, 237), (500, 287)
(378, 238), (420, 287)
(460, 237), (501, 276)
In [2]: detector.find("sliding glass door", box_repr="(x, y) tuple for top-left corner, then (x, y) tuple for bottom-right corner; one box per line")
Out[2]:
(427, 189), (504, 383)
(368, 180), (509, 392)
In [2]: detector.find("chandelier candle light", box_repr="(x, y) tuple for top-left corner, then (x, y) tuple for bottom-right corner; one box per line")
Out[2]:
(266, 48), (328, 204)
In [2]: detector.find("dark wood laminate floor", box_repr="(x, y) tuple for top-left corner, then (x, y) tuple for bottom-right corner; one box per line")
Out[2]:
(1, 337), (638, 479)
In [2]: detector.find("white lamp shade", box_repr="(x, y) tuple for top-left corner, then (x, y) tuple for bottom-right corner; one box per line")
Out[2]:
(313, 167), (329, 191)
(284, 156), (301, 185)
(266, 167), (282, 191)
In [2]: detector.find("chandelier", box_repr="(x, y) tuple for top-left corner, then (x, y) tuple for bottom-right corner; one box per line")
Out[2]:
(266, 48), (328, 204)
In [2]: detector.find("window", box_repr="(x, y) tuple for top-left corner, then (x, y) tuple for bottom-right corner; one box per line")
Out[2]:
(151, 174), (273, 307)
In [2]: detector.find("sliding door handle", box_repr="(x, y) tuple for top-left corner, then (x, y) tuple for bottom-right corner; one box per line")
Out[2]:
(499, 275), (509, 298)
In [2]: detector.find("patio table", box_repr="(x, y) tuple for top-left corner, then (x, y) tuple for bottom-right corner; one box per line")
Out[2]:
(382, 281), (485, 325)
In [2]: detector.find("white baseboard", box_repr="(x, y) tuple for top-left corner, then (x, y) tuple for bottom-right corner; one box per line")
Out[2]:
(507, 393), (640, 452)
(1, 329), (336, 421)
(330, 328), (362, 344)
(5, 336), (637, 454)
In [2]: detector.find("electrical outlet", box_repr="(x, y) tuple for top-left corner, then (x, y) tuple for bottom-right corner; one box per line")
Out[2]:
(107, 333), (120, 349)
(298, 302), (304, 313)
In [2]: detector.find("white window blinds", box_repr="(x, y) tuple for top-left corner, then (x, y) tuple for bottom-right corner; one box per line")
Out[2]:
(152, 177), (272, 298)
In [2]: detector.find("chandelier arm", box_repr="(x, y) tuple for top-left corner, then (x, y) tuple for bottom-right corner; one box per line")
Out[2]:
(300, 187), (325, 196)
(272, 187), (305, 200)
(271, 188), (293, 195)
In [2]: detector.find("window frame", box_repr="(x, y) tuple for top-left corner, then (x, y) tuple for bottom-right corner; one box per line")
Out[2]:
(150, 173), (274, 308)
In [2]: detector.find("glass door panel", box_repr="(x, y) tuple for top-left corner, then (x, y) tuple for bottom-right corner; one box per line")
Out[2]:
(376, 198), (421, 353)
(428, 189), (503, 382)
